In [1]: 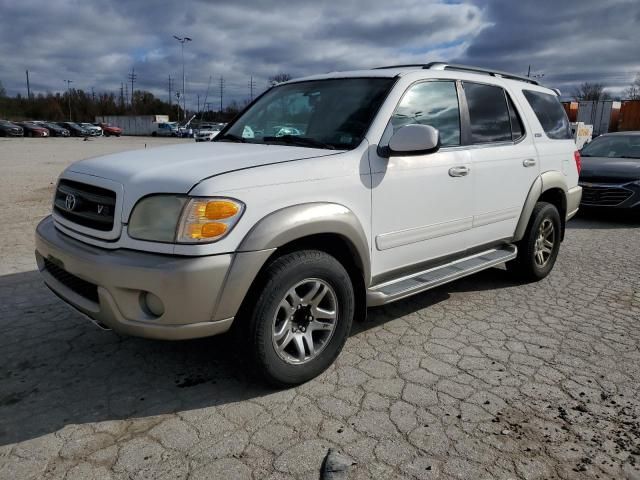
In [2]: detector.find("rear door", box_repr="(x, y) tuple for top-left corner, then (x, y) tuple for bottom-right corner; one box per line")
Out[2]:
(463, 82), (539, 246)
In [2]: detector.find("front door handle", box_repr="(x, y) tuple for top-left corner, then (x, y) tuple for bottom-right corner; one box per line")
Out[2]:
(449, 166), (470, 177)
(523, 158), (537, 167)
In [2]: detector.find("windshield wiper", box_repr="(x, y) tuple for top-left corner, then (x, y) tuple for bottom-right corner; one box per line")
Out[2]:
(262, 135), (335, 150)
(216, 133), (248, 143)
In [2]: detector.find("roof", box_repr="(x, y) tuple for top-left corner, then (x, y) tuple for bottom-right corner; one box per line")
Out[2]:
(288, 62), (541, 87)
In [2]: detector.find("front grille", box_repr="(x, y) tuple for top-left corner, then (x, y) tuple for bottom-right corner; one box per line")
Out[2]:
(54, 179), (116, 231)
(580, 185), (633, 206)
(43, 258), (99, 303)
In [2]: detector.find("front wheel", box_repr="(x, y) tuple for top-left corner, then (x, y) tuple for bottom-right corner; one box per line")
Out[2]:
(508, 202), (561, 282)
(246, 250), (355, 387)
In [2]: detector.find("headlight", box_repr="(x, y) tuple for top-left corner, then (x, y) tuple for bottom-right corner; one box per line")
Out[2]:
(128, 195), (188, 242)
(176, 197), (244, 243)
(128, 195), (244, 244)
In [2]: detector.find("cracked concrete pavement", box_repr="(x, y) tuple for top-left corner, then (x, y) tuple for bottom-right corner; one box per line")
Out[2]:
(1, 137), (639, 479)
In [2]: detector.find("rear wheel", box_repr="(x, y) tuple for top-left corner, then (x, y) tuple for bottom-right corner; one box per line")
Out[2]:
(151, 131), (157, 137)
(246, 250), (355, 387)
(508, 202), (561, 281)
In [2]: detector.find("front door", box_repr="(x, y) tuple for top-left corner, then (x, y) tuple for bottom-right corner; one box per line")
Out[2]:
(370, 80), (474, 281)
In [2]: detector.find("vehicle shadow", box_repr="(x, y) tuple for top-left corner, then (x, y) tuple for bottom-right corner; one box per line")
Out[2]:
(567, 209), (640, 229)
(0, 270), (277, 446)
(0, 265), (519, 446)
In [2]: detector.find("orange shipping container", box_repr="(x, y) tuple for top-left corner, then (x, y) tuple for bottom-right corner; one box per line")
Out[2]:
(619, 100), (640, 131)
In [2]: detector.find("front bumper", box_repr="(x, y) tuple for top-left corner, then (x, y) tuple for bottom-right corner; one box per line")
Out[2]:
(35, 216), (238, 340)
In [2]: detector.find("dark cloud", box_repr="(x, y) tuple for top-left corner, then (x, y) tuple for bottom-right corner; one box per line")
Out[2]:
(0, 0), (638, 109)
(456, 0), (640, 97)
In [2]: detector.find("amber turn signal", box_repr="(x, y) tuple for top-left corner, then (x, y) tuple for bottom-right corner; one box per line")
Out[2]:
(187, 222), (228, 239)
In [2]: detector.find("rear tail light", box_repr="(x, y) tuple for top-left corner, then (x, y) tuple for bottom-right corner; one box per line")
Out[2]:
(573, 150), (581, 174)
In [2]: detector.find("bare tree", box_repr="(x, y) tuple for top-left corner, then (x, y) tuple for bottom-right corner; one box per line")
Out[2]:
(0, 80), (6, 98)
(624, 73), (640, 100)
(572, 82), (610, 101)
(269, 73), (292, 85)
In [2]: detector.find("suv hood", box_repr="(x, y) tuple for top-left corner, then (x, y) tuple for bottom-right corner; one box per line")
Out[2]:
(580, 156), (640, 183)
(67, 142), (338, 217)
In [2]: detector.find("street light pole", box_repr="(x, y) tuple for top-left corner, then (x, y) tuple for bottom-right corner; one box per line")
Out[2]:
(64, 79), (73, 121)
(173, 35), (192, 121)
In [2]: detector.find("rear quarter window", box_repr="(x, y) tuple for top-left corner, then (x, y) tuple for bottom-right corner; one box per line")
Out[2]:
(522, 90), (572, 140)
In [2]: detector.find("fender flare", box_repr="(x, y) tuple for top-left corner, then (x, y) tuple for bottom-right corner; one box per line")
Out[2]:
(238, 202), (371, 282)
(213, 203), (371, 321)
(513, 171), (568, 242)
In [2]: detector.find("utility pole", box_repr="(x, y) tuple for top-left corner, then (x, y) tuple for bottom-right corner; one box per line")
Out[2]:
(168, 75), (173, 118)
(64, 79), (73, 121)
(173, 35), (192, 121)
(219, 76), (225, 112)
(91, 87), (95, 102)
(197, 94), (200, 114)
(127, 68), (137, 108)
(527, 65), (531, 78)
(248, 75), (256, 102)
(26, 70), (31, 99)
(124, 83), (129, 107)
(120, 82), (124, 109)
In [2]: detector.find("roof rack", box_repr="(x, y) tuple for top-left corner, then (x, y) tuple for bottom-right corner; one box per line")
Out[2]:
(374, 62), (539, 85)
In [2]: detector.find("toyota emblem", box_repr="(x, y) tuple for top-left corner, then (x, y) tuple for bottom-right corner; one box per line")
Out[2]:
(65, 193), (77, 211)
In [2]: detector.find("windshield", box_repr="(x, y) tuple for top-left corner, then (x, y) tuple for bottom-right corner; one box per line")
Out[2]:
(581, 135), (640, 159)
(217, 78), (396, 150)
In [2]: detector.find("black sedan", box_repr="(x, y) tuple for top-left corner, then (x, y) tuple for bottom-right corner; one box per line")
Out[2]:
(0, 120), (24, 137)
(579, 132), (640, 210)
(35, 121), (70, 137)
(57, 122), (90, 137)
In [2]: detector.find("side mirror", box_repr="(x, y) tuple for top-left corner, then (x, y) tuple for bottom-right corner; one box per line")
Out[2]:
(382, 124), (440, 157)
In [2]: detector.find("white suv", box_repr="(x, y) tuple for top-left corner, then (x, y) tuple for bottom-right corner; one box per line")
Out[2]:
(36, 63), (582, 386)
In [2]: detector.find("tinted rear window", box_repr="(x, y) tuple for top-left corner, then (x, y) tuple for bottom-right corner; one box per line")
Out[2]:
(523, 90), (572, 139)
(464, 82), (512, 143)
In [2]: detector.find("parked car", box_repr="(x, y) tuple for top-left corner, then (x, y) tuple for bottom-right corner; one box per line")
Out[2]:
(194, 124), (222, 142)
(0, 120), (24, 137)
(35, 63), (581, 386)
(97, 123), (122, 137)
(35, 121), (70, 137)
(579, 132), (640, 210)
(151, 122), (178, 137)
(57, 122), (90, 137)
(17, 121), (50, 137)
(80, 123), (102, 136)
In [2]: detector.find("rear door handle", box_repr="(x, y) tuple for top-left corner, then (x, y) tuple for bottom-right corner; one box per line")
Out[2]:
(448, 166), (470, 177)
(523, 158), (537, 167)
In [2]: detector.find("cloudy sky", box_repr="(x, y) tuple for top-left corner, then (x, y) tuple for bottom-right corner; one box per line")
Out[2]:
(1, 0), (639, 109)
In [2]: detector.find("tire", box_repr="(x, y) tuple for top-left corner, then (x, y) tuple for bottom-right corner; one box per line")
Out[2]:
(507, 202), (561, 282)
(246, 250), (355, 387)
(104, 132), (110, 137)
(151, 131), (157, 137)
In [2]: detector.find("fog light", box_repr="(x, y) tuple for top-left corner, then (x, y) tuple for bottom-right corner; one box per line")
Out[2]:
(143, 292), (165, 317)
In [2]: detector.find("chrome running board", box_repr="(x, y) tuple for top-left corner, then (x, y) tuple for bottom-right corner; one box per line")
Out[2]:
(367, 244), (517, 306)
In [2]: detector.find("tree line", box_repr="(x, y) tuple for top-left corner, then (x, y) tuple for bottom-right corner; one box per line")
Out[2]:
(0, 81), (245, 123)
(572, 73), (640, 101)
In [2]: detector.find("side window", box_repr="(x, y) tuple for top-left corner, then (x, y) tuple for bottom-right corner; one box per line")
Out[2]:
(383, 81), (461, 147)
(522, 90), (572, 140)
(463, 82), (512, 143)
(506, 94), (525, 141)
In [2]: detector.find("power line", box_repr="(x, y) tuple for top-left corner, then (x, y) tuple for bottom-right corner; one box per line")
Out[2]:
(127, 68), (137, 107)
(219, 76), (225, 111)
(248, 76), (256, 101)
(63, 79), (73, 121)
